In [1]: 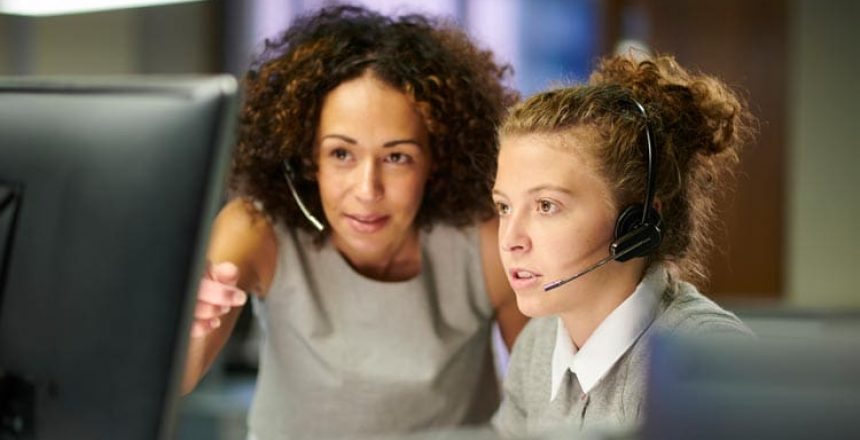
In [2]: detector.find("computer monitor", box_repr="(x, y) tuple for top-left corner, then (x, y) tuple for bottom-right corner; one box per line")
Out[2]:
(0, 76), (237, 439)
(644, 330), (860, 440)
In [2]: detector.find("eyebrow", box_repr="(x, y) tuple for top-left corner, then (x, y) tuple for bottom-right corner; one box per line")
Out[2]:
(492, 185), (573, 198)
(319, 134), (423, 148)
(319, 134), (357, 144)
(527, 184), (574, 196)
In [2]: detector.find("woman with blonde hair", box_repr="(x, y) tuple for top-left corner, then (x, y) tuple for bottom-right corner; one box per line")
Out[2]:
(491, 53), (755, 436)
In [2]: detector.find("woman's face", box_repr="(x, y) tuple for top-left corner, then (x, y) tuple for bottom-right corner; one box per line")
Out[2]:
(492, 131), (621, 317)
(315, 72), (432, 261)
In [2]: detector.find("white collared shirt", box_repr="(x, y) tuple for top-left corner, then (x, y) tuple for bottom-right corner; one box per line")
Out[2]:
(549, 265), (667, 401)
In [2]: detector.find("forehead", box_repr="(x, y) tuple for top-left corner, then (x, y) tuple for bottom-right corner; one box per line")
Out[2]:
(317, 73), (427, 140)
(495, 130), (609, 195)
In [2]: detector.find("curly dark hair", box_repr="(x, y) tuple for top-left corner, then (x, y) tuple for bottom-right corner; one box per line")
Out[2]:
(501, 54), (756, 284)
(229, 4), (518, 235)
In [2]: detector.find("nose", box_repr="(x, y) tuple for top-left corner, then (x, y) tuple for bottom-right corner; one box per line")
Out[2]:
(354, 158), (383, 202)
(500, 211), (531, 254)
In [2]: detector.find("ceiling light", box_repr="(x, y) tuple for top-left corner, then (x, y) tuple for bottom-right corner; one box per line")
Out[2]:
(0, 0), (205, 17)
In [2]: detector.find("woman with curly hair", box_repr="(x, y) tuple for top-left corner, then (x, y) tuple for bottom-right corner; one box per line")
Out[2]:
(180, 5), (525, 439)
(490, 53), (756, 437)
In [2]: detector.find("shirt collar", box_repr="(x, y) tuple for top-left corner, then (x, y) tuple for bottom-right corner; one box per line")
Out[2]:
(550, 265), (667, 401)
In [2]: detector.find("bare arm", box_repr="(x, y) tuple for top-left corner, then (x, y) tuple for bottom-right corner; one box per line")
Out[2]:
(181, 199), (278, 395)
(479, 217), (529, 351)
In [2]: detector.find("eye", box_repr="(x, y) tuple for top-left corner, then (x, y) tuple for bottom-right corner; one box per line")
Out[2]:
(494, 201), (511, 216)
(537, 199), (559, 215)
(385, 152), (413, 164)
(331, 148), (351, 161)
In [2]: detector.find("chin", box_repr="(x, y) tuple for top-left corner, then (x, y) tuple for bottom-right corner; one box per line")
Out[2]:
(341, 234), (388, 254)
(514, 291), (556, 318)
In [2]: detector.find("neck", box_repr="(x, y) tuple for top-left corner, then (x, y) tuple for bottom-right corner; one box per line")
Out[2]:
(558, 259), (647, 348)
(334, 229), (422, 282)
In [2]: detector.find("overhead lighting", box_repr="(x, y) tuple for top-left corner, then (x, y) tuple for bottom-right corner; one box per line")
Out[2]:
(0, 0), (205, 16)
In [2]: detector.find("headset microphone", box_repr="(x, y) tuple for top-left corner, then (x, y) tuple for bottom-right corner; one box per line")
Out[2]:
(282, 160), (325, 232)
(542, 96), (664, 292)
(543, 230), (657, 291)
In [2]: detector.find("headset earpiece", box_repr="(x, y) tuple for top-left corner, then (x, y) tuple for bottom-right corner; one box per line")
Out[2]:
(615, 204), (647, 238)
(606, 97), (663, 262)
(612, 204), (663, 261)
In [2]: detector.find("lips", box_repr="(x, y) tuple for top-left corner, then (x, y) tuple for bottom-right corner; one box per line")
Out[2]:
(507, 267), (543, 290)
(344, 213), (390, 233)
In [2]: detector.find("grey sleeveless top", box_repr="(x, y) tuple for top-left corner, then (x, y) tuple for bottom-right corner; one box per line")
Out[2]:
(248, 223), (499, 440)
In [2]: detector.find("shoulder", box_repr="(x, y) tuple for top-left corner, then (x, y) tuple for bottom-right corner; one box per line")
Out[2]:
(419, 223), (484, 276)
(422, 219), (509, 308)
(211, 199), (279, 260)
(215, 198), (276, 236)
(655, 281), (754, 338)
(508, 317), (556, 368)
(421, 219), (492, 257)
(423, 222), (480, 250)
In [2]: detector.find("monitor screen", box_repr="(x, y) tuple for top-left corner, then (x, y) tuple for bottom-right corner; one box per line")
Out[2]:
(644, 331), (860, 440)
(0, 76), (237, 439)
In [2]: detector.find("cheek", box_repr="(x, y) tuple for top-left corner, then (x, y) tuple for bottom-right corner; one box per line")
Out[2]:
(389, 173), (428, 207)
(562, 217), (616, 261)
(534, 215), (612, 264)
(316, 170), (347, 205)
(535, 224), (577, 261)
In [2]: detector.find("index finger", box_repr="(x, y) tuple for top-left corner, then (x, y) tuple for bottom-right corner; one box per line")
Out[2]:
(198, 278), (248, 306)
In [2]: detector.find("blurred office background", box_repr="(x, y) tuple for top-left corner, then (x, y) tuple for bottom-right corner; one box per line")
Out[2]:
(2, 0), (858, 438)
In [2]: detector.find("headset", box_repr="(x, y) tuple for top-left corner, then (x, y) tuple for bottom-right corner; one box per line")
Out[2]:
(282, 160), (325, 232)
(543, 97), (663, 291)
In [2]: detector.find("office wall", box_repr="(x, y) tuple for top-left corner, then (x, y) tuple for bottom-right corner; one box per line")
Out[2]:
(787, 0), (860, 308)
(636, 0), (787, 300)
(0, 2), (214, 75)
(0, 18), (8, 72)
(32, 10), (138, 74)
(0, 16), (31, 74)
